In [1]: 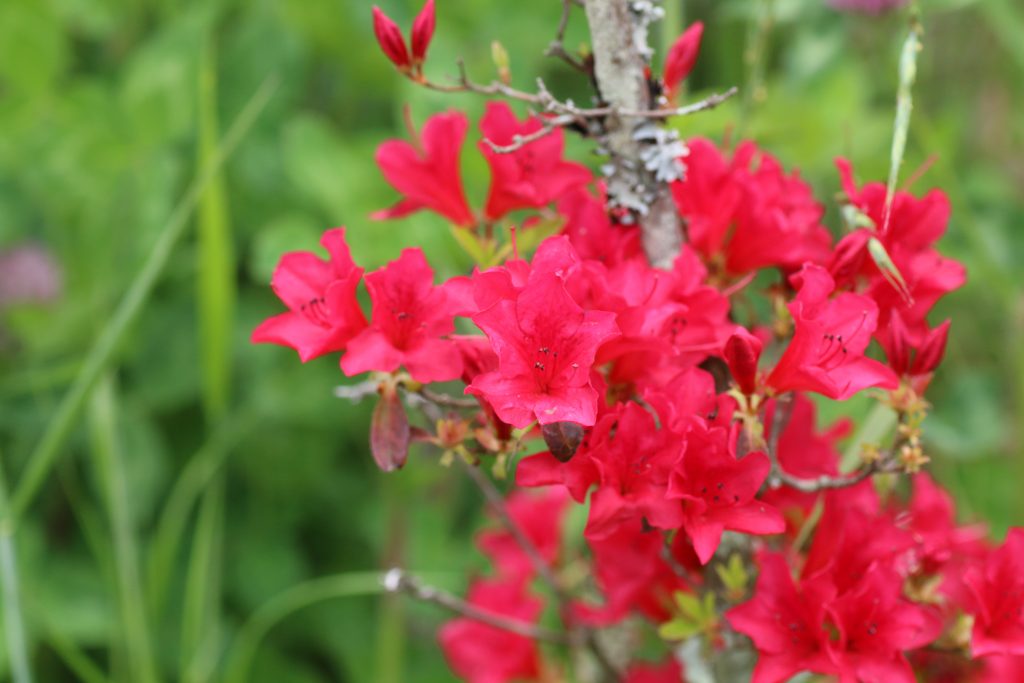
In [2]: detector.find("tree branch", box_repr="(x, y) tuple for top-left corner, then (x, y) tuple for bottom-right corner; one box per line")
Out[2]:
(583, 0), (682, 269)
(458, 460), (623, 681)
(764, 393), (901, 493)
(383, 568), (569, 644)
(546, 0), (587, 71)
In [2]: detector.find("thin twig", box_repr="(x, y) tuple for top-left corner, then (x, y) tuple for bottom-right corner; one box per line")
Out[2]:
(765, 392), (895, 493)
(660, 534), (695, 586)
(417, 387), (480, 410)
(424, 64), (737, 123)
(459, 459), (566, 597)
(383, 568), (569, 644)
(774, 462), (885, 493)
(483, 117), (568, 153)
(546, 0), (586, 70)
(765, 393), (794, 487)
(333, 379), (380, 402)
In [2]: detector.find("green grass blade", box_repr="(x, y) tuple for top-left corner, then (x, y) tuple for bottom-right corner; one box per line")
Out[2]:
(881, 12), (922, 233)
(87, 375), (160, 683)
(146, 413), (249, 620)
(179, 474), (225, 683)
(0, 455), (33, 683)
(197, 35), (235, 423)
(221, 572), (387, 683)
(5, 74), (278, 527)
(42, 627), (112, 683)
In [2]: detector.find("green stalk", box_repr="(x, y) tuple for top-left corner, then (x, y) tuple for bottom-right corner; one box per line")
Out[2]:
(88, 375), (160, 683)
(0, 454), (33, 683)
(221, 572), (386, 683)
(5, 74), (277, 528)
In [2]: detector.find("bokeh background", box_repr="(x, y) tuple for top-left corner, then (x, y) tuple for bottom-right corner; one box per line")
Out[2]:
(0, 0), (1022, 681)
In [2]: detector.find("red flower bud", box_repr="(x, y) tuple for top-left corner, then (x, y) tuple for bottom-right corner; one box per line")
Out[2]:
(724, 329), (763, 396)
(911, 319), (950, 376)
(410, 0), (436, 65)
(663, 22), (704, 103)
(885, 310), (912, 376)
(372, 6), (411, 72)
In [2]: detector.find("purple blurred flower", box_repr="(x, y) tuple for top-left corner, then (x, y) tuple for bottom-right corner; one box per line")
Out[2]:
(828, 0), (908, 13)
(0, 243), (63, 309)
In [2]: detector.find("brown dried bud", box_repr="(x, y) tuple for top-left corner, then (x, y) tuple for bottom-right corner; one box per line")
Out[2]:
(542, 421), (584, 462)
(370, 380), (410, 472)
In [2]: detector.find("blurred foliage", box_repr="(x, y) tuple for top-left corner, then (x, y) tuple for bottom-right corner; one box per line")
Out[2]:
(0, 0), (1021, 681)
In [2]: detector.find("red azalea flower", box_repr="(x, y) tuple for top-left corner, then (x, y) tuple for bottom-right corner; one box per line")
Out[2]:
(896, 473), (987, 592)
(373, 111), (476, 227)
(766, 264), (899, 400)
(966, 528), (1024, 658)
(663, 22), (704, 104)
(670, 139), (831, 275)
(251, 227), (367, 362)
(468, 272), (619, 427)
(575, 517), (698, 626)
(584, 402), (686, 539)
(438, 578), (543, 683)
(760, 394), (847, 535)
(824, 565), (942, 683)
(341, 248), (462, 383)
(728, 144), (831, 273)
(801, 485), (913, 594)
(476, 487), (569, 581)
(480, 101), (592, 221)
(515, 439), (599, 504)
(626, 658), (685, 683)
(830, 158), (965, 345)
(667, 423), (784, 564)
(727, 551), (837, 683)
(559, 185), (642, 266)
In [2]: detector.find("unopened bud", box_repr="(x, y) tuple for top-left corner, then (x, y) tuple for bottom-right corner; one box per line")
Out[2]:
(491, 40), (511, 85)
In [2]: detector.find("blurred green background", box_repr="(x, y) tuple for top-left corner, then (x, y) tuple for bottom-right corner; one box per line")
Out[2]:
(0, 0), (1021, 681)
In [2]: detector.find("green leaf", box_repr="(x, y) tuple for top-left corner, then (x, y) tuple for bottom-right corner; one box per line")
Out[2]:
(714, 553), (750, 601)
(448, 226), (490, 266)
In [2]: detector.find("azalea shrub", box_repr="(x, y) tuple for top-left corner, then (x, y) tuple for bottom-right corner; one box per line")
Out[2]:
(253, 1), (1021, 682)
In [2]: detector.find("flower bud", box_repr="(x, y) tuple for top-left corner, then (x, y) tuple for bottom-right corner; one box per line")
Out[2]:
(663, 22), (704, 103)
(410, 0), (436, 65)
(723, 329), (763, 396)
(372, 6), (412, 73)
(370, 379), (411, 471)
(912, 319), (950, 375)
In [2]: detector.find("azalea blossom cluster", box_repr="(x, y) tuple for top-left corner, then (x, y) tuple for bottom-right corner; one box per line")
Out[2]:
(252, 3), (1023, 682)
